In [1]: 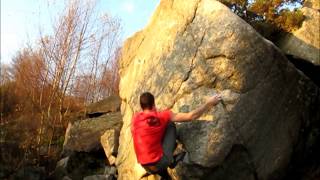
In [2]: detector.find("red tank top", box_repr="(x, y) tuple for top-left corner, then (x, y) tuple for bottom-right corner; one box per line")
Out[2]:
(131, 110), (172, 165)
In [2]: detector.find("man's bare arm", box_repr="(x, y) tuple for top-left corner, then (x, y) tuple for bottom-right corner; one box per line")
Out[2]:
(171, 94), (222, 122)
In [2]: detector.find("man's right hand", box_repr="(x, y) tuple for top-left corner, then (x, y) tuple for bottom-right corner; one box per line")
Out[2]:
(206, 94), (222, 106)
(171, 94), (222, 122)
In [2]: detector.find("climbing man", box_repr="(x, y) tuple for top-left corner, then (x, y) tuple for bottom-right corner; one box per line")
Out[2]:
(131, 92), (222, 178)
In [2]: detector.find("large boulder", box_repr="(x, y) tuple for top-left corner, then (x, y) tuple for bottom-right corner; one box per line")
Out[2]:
(277, 0), (320, 65)
(63, 112), (122, 153)
(116, 0), (320, 180)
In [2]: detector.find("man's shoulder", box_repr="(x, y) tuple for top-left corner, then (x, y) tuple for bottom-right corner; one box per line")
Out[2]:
(158, 109), (172, 119)
(132, 111), (143, 120)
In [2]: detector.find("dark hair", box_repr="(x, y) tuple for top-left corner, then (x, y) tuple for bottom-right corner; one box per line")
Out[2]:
(140, 92), (155, 110)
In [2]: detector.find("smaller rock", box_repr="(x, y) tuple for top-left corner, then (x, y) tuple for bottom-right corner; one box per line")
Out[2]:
(101, 129), (120, 165)
(63, 112), (122, 153)
(86, 95), (121, 116)
(104, 166), (117, 176)
(83, 174), (114, 180)
(56, 157), (70, 169)
(62, 176), (72, 180)
(50, 157), (69, 179)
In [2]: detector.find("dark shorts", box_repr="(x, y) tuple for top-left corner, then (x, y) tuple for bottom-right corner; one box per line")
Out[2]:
(143, 121), (176, 174)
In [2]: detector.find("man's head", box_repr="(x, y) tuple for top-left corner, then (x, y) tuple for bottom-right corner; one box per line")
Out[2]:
(140, 92), (155, 110)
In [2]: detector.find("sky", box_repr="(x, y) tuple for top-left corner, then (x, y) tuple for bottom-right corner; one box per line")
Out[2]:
(0, 0), (160, 64)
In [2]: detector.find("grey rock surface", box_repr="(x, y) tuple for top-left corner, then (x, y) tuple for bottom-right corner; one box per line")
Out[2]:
(116, 0), (320, 180)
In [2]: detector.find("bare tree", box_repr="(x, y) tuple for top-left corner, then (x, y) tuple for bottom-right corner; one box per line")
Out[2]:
(82, 14), (121, 103)
(37, 0), (121, 154)
(1, 0), (122, 167)
(98, 47), (121, 98)
(38, 0), (93, 154)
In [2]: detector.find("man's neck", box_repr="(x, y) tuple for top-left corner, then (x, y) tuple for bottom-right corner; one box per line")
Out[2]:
(143, 109), (155, 113)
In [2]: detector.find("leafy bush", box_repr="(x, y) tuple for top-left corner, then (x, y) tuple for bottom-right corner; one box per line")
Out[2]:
(218, 0), (305, 39)
(275, 9), (305, 32)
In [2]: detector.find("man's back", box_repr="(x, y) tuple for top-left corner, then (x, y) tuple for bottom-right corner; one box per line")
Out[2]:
(131, 110), (171, 165)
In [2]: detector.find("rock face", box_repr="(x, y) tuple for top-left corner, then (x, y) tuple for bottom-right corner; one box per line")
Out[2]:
(63, 112), (122, 153)
(117, 0), (320, 180)
(277, 0), (320, 65)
